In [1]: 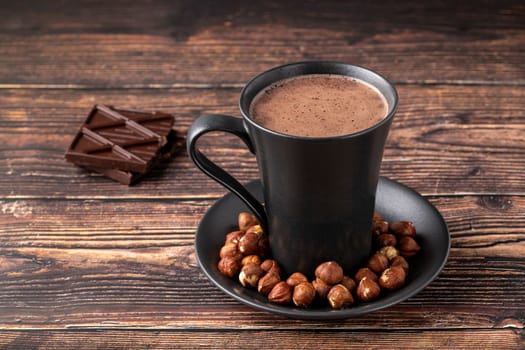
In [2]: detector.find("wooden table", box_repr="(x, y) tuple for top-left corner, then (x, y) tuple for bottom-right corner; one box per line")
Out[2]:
(1, 1), (523, 348)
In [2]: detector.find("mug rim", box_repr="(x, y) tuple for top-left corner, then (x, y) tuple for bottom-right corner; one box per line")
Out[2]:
(239, 61), (398, 141)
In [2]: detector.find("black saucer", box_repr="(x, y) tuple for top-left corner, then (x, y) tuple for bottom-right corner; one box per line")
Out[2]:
(195, 177), (450, 319)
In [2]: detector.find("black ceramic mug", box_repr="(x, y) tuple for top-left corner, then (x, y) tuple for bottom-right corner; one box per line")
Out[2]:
(187, 61), (398, 276)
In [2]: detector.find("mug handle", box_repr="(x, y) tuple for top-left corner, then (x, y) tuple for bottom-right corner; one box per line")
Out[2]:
(186, 114), (268, 230)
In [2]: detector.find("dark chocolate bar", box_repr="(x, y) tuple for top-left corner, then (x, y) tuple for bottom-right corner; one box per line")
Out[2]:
(81, 130), (186, 185)
(65, 105), (174, 172)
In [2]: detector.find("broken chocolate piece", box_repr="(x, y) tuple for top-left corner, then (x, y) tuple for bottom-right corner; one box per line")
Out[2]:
(81, 130), (186, 185)
(65, 105), (174, 172)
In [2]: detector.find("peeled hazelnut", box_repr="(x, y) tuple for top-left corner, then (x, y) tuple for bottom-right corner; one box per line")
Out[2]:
(225, 230), (244, 244)
(379, 245), (399, 261)
(354, 267), (378, 283)
(398, 236), (421, 258)
(341, 275), (356, 293)
(238, 263), (264, 288)
(238, 231), (259, 255)
(260, 259), (281, 277)
(391, 255), (409, 273)
(379, 266), (406, 291)
(257, 272), (280, 296)
(217, 255), (242, 278)
(241, 254), (262, 266)
(293, 282), (316, 308)
(286, 272), (308, 287)
(366, 252), (389, 274)
(238, 212), (258, 232)
(356, 277), (381, 302)
(268, 281), (292, 304)
(327, 284), (354, 309)
(220, 242), (241, 259)
(376, 233), (397, 247)
(315, 261), (344, 285)
(390, 221), (416, 238)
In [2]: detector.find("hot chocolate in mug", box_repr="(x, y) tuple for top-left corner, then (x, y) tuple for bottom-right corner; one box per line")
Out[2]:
(187, 61), (398, 276)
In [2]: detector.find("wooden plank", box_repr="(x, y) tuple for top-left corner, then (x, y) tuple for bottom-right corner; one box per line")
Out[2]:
(1, 1), (524, 86)
(0, 85), (524, 198)
(0, 329), (523, 350)
(0, 196), (523, 329)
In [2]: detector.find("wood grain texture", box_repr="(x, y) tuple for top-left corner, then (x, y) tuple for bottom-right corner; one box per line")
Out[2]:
(0, 1), (524, 86)
(1, 0), (524, 347)
(0, 330), (523, 350)
(1, 85), (524, 198)
(0, 196), (523, 329)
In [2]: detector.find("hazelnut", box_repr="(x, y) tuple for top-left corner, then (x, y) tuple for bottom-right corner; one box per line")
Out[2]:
(241, 254), (262, 266)
(268, 281), (292, 305)
(327, 284), (354, 309)
(219, 242), (241, 259)
(398, 236), (421, 258)
(225, 230), (244, 244)
(246, 224), (264, 237)
(366, 253), (389, 274)
(354, 267), (378, 283)
(238, 231), (259, 255)
(376, 233), (397, 247)
(286, 272), (308, 287)
(390, 221), (416, 238)
(341, 275), (356, 293)
(312, 278), (331, 300)
(217, 255), (242, 278)
(373, 211), (384, 222)
(257, 272), (280, 296)
(293, 282), (316, 308)
(372, 220), (389, 236)
(238, 212), (258, 232)
(356, 277), (381, 302)
(390, 255), (409, 273)
(315, 261), (344, 285)
(257, 234), (270, 258)
(260, 259), (281, 277)
(379, 245), (399, 261)
(238, 263), (264, 288)
(379, 266), (406, 291)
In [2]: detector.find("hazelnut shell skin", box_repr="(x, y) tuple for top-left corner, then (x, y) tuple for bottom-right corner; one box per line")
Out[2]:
(238, 263), (264, 288)
(379, 266), (407, 291)
(341, 276), (357, 293)
(293, 282), (316, 308)
(286, 272), (308, 287)
(257, 272), (281, 296)
(268, 281), (292, 304)
(327, 284), (354, 309)
(356, 277), (381, 302)
(315, 261), (344, 285)
(366, 253), (389, 274)
(376, 233), (397, 247)
(312, 278), (331, 300)
(354, 267), (378, 283)
(398, 236), (421, 258)
(217, 256), (242, 278)
(390, 221), (416, 238)
(390, 255), (409, 273)
(238, 212), (259, 232)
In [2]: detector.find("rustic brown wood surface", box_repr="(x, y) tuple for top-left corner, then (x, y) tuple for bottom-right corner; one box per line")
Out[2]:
(0, 0), (523, 349)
